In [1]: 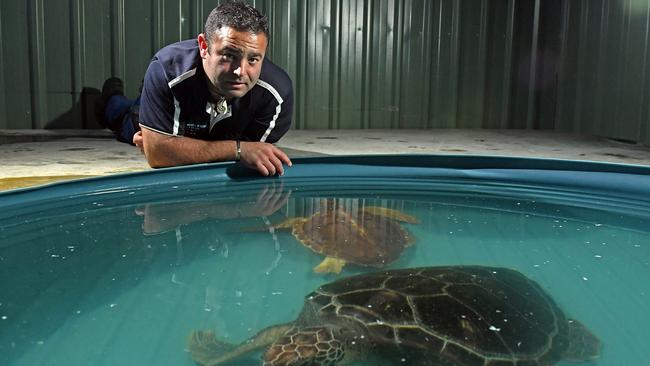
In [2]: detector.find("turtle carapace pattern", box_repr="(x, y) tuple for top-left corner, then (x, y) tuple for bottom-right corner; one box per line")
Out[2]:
(188, 266), (600, 366)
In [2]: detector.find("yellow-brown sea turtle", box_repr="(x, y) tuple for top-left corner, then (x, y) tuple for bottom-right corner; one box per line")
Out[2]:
(188, 266), (601, 365)
(270, 199), (419, 273)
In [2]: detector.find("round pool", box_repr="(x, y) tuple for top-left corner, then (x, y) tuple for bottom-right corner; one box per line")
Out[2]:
(1, 155), (649, 365)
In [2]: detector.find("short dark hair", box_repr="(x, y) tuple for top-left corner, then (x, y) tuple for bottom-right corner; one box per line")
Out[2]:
(204, 1), (269, 44)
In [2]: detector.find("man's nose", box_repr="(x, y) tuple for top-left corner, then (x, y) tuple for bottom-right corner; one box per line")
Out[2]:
(233, 60), (245, 77)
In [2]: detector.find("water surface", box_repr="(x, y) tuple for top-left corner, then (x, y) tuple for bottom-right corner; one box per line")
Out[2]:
(1, 168), (648, 365)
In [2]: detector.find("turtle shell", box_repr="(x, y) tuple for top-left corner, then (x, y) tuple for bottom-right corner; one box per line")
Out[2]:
(291, 203), (414, 267)
(302, 266), (581, 366)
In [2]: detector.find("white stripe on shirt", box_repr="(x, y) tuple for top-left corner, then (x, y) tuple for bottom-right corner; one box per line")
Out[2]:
(172, 97), (181, 135)
(167, 69), (196, 135)
(168, 68), (196, 88)
(255, 80), (284, 142)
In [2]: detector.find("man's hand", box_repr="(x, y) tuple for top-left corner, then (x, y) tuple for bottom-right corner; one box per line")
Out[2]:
(237, 180), (292, 217)
(239, 141), (292, 176)
(133, 130), (144, 153)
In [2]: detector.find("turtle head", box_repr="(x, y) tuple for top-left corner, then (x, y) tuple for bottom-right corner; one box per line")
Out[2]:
(262, 325), (346, 366)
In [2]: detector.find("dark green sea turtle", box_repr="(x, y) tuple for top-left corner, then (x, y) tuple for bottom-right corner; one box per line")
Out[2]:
(268, 199), (419, 274)
(188, 266), (600, 366)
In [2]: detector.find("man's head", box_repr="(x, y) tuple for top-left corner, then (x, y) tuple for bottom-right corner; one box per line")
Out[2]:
(199, 1), (269, 100)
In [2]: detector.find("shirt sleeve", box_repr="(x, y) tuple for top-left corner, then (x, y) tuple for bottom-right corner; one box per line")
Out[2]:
(244, 80), (294, 143)
(138, 59), (176, 135)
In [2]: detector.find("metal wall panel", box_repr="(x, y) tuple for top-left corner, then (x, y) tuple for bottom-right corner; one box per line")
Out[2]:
(0, 0), (649, 146)
(555, 0), (650, 145)
(278, 0), (562, 131)
(1, 0), (32, 129)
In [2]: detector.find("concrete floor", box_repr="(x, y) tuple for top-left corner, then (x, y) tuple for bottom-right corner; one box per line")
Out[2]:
(2, 129), (650, 190)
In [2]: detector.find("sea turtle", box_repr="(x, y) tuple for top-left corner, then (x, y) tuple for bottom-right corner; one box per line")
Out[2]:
(266, 199), (419, 274)
(187, 265), (600, 366)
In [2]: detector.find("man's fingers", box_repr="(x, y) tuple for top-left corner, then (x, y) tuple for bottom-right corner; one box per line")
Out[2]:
(133, 131), (145, 154)
(274, 148), (292, 167)
(257, 183), (271, 201)
(260, 150), (283, 176)
(275, 189), (292, 209)
(268, 186), (288, 208)
(269, 155), (284, 176)
(267, 146), (290, 175)
(265, 160), (277, 176)
(256, 161), (272, 176)
(243, 143), (292, 176)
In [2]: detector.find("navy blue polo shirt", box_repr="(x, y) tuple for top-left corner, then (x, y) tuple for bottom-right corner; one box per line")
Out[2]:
(139, 39), (293, 142)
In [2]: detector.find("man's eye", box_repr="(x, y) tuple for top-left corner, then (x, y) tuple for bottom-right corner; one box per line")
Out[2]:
(248, 58), (260, 64)
(221, 54), (234, 61)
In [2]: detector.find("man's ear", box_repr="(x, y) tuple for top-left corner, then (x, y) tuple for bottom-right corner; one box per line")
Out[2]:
(198, 33), (209, 58)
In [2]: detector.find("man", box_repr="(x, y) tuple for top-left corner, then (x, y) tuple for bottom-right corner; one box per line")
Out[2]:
(98, 1), (293, 176)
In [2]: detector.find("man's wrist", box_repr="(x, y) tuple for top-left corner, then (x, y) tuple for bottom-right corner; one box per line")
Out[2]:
(235, 140), (241, 161)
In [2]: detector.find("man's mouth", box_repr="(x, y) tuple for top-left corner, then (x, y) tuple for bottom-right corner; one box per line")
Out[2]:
(226, 80), (246, 86)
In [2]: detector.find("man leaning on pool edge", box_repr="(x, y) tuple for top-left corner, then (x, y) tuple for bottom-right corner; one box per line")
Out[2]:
(121, 2), (293, 176)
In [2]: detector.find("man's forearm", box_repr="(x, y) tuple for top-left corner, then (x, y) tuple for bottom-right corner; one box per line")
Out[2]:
(140, 126), (292, 175)
(141, 127), (236, 168)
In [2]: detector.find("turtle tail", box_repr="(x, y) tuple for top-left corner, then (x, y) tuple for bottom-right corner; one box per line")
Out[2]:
(187, 324), (294, 366)
(562, 319), (601, 362)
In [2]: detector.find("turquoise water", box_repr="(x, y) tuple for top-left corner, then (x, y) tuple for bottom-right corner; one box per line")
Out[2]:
(1, 168), (649, 365)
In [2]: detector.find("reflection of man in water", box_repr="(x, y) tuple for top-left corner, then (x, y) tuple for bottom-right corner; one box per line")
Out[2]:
(135, 181), (291, 235)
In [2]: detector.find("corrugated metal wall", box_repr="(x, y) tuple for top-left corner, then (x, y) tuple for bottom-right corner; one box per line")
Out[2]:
(554, 0), (650, 145)
(0, 0), (649, 145)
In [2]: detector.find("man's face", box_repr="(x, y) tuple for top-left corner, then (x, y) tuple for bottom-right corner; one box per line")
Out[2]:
(199, 26), (268, 100)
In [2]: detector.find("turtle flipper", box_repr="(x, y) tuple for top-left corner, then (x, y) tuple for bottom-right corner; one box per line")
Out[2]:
(562, 319), (601, 362)
(362, 206), (420, 224)
(187, 330), (235, 366)
(188, 324), (294, 366)
(314, 257), (347, 274)
(238, 218), (304, 233)
(273, 217), (305, 229)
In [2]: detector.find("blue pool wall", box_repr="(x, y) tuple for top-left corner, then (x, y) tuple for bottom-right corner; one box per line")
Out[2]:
(1, 155), (650, 214)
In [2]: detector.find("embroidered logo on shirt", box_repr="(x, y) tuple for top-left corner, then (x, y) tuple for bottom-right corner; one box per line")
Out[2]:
(185, 122), (208, 136)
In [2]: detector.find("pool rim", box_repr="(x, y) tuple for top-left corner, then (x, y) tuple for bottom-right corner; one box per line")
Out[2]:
(1, 154), (650, 205)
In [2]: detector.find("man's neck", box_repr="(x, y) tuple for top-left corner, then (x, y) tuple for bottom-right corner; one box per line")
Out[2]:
(206, 81), (225, 103)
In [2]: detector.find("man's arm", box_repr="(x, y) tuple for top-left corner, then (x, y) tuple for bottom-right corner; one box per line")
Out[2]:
(137, 180), (291, 234)
(141, 127), (291, 176)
